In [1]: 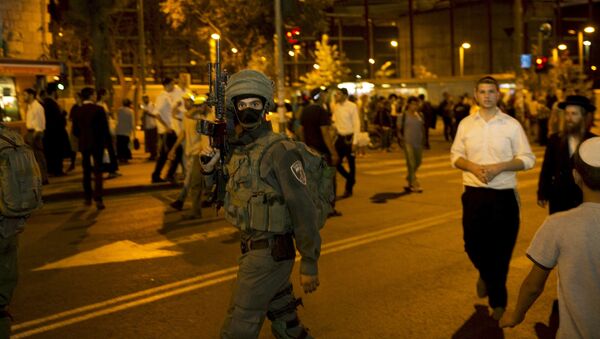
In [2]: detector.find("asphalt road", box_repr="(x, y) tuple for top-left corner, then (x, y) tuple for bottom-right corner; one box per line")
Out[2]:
(11, 134), (558, 339)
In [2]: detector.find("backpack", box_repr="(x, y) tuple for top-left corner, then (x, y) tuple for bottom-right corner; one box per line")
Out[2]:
(0, 126), (43, 217)
(259, 136), (335, 230)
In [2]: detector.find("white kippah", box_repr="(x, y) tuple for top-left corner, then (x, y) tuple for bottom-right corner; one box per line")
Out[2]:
(578, 137), (600, 167)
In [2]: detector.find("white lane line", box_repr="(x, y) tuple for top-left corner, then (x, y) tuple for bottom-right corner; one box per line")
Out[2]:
(13, 212), (460, 337)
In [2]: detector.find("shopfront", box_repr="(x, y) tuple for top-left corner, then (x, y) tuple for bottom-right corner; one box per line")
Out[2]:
(0, 58), (62, 133)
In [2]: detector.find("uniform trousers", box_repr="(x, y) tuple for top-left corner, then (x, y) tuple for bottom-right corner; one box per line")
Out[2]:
(334, 134), (355, 194)
(221, 246), (298, 338)
(0, 234), (18, 338)
(461, 186), (519, 308)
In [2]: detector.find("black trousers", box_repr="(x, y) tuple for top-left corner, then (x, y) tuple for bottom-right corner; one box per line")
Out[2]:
(335, 134), (355, 194)
(81, 149), (104, 202)
(461, 186), (519, 308)
(152, 131), (182, 181)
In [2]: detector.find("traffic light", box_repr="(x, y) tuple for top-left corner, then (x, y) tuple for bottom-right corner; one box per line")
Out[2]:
(535, 56), (548, 72)
(285, 27), (301, 44)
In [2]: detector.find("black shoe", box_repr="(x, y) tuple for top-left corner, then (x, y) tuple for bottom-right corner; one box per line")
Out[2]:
(151, 177), (167, 184)
(170, 200), (184, 211)
(96, 201), (105, 210)
(338, 192), (352, 199)
(327, 210), (342, 218)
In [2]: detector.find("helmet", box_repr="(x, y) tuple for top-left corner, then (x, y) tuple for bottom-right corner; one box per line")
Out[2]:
(225, 70), (274, 111)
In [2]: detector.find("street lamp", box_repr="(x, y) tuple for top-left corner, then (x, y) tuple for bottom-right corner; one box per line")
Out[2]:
(368, 58), (375, 65)
(459, 42), (471, 77)
(390, 40), (400, 77)
(558, 44), (568, 51)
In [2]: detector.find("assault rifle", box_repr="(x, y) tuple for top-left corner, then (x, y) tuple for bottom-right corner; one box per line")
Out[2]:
(198, 37), (228, 210)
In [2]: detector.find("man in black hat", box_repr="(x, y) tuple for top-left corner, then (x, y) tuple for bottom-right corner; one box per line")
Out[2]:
(537, 95), (597, 214)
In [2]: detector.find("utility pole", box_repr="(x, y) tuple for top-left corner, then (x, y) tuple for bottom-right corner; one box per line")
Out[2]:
(137, 0), (147, 93)
(514, 0), (524, 73)
(275, 0), (286, 133)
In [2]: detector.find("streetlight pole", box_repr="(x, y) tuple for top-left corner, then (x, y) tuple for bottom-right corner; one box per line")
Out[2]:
(459, 42), (470, 77)
(391, 40), (399, 78)
(275, 0), (286, 133)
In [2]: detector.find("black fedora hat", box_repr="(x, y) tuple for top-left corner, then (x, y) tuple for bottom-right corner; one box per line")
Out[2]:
(558, 95), (596, 113)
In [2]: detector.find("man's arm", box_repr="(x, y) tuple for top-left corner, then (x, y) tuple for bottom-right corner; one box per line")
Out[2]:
(454, 157), (488, 184)
(500, 263), (551, 328)
(481, 158), (525, 183)
(320, 125), (339, 165)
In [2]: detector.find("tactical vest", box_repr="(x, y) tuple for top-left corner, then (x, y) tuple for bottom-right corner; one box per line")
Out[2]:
(224, 132), (292, 233)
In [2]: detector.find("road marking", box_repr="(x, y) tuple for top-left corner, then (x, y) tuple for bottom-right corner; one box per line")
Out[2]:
(34, 227), (237, 271)
(13, 212), (460, 338)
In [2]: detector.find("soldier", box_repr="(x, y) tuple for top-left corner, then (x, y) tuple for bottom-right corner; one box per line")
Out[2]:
(202, 70), (321, 339)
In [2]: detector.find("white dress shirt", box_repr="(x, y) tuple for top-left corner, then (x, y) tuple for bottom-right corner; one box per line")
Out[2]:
(332, 100), (361, 144)
(153, 91), (174, 134)
(141, 102), (156, 129)
(26, 100), (45, 132)
(450, 109), (535, 189)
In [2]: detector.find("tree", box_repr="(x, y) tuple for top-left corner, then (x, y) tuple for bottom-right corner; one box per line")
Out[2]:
(300, 34), (349, 89)
(160, 0), (332, 71)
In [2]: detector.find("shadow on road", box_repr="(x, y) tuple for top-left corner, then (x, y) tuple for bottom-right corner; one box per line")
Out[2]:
(452, 304), (504, 339)
(369, 191), (411, 204)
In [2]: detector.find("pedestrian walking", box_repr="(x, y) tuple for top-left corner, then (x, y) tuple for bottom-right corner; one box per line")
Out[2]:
(202, 70), (320, 339)
(23, 88), (48, 184)
(72, 87), (111, 210)
(398, 96), (425, 193)
(115, 98), (135, 164)
(332, 87), (360, 198)
(140, 94), (157, 161)
(537, 95), (597, 215)
(96, 88), (120, 179)
(450, 76), (535, 320)
(500, 137), (600, 337)
(151, 77), (181, 184)
(168, 93), (213, 219)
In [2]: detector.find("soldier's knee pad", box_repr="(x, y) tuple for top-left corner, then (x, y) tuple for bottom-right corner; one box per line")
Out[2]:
(268, 286), (312, 339)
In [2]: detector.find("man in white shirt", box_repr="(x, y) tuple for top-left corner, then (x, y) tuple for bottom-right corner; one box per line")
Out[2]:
(451, 76), (535, 320)
(151, 77), (182, 183)
(23, 88), (48, 184)
(141, 95), (157, 160)
(332, 88), (361, 198)
(500, 137), (600, 338)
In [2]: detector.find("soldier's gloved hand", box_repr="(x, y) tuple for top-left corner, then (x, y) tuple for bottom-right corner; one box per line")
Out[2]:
(300, 274), (320, 294)
(200, 147), (220, 173)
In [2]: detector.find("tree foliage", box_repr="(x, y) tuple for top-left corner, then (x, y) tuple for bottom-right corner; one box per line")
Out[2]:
(160, 0), (333, 70)
(300, 34), (349, 89)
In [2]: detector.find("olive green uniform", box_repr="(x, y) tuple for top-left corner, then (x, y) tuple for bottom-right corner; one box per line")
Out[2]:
(220, 127), (321, 339)
(0, 217), (25, 338)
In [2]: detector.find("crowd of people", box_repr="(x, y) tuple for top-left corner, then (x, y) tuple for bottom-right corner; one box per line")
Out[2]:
(6, 71), (598, 337)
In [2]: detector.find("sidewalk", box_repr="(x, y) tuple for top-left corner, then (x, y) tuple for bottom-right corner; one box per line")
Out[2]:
(42, 149), (179, 202)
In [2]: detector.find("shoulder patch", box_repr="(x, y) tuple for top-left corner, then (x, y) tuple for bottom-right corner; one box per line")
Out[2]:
(290, 160), (307, 185)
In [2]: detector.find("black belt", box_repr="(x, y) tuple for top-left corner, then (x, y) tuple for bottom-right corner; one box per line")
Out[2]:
(240, 238), (271, 254)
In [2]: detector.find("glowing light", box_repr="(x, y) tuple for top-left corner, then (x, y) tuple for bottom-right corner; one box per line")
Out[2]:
(57, 83), (65, 90)
(211, 33), (220, 40)
(592, 65), (597, 71)
(461, 42), (471, 49)
(381, 84), (391, 88)
(390, 40), (398, 48)
(58, 32), (63, 37)
(261, 56), (267, 62)
(584, 26), (595, 34)
(190, 60), (197, 65)
(558, 44), (567, 51)
(355, 75), (362, 79)
(368, 58), (375, 64)
(584, 40), (591, 46)
(53, 76), (60, 81)
(313, 64), (320, 70)
(231, 48), (238, 54)
(568, 29), (576, 35)
(288, 51), (295, 57)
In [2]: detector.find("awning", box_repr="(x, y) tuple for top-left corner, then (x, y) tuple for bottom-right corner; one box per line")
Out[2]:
(0, 59), (62, 76)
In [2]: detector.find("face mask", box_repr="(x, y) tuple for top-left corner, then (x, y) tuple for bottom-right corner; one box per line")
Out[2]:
(236, 108), (263, 129)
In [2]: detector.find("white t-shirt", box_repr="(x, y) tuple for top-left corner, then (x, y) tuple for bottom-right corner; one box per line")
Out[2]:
(527, 202), (600, 339)
(26, 100), (45, 132)
(153, 91), (173, 134)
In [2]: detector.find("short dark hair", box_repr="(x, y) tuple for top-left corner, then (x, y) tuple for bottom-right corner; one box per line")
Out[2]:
(122, 98), (132, 107)
(476, 76), (499, 91)
(407, 96), (419, 104)
(574, 145), (600, 191)
(24, 88), (36, 96)
(339, 88), (349, 96)
(81, 87), (95, 100)
(418, 94), (425, 100)
(162, 77), (174, 86)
